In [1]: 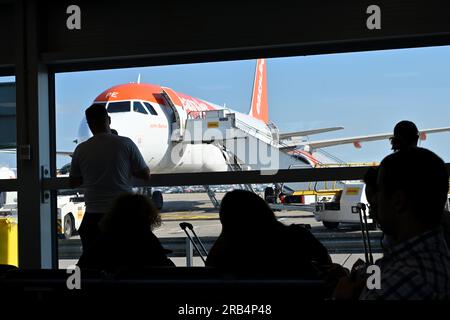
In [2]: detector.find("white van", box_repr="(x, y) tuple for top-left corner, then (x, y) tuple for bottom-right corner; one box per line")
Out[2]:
(313, 182), (373, 229)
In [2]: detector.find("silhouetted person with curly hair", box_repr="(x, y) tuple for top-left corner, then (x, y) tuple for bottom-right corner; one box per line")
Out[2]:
(77, 193), (174, 272)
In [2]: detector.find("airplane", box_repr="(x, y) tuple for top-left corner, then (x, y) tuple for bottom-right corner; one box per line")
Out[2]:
(69, 58), (450, 209)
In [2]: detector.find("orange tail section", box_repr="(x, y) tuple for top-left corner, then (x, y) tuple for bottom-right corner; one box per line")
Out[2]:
(249, 59), (269, 123)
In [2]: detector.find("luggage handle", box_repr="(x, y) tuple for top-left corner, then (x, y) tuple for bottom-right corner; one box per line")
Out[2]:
(179, 222), (208, 263)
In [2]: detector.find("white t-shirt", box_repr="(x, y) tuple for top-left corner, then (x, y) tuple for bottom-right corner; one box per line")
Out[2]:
(70, 133), (149, 213)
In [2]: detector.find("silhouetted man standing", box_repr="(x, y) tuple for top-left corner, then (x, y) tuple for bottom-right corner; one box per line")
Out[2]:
(69, 104), (151, 251)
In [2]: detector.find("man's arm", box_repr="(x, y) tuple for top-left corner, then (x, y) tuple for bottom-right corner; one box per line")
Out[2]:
(129, 139), (151, 181)
(69, 147), (83, 188)
(133, 168), (151, 181)
(69, 176), (83, 188)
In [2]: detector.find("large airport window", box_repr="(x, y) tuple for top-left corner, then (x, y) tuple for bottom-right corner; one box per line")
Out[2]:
(107, 101), (131, 113)
(54, 47), (450, 273)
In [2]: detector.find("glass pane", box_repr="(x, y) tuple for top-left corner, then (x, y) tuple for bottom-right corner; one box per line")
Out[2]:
(0, 77), (16, 179)
(0, 76), (18, 267)
(57, 188), (84, 269)
(107, 101), (130, 113)
(56, 182), (384, 268)
(133, 101), (148, 114)
(143, 102), (158, 115)
(0, 192), (18, 267)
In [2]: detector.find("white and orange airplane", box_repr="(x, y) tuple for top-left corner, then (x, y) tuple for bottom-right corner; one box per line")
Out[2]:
(59, 58), (450, 209)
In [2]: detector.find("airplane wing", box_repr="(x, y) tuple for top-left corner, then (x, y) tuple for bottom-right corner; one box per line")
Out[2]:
(56, 151), (73, 157)
(0, 148), (16, 154)
(280, 127), (450, 150)
(0, 148), (73, 157)
(279, 127), (344, 140)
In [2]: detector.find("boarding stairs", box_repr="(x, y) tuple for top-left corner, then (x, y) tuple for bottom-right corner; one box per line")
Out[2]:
(220, 145), (255, 193)
(183, 109), (311, 172)
(203, 185), (220, 209)
(203, 144), (255, 209)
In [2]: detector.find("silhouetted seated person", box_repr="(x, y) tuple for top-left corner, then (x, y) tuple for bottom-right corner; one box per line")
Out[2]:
(390, 120), (419, 152)
(334, 148), (450, 299)
(389, 121), (450, 247)
(77, 194), (174, 272)
(365, 165), (450, 250)
(205, 190), (332, 278)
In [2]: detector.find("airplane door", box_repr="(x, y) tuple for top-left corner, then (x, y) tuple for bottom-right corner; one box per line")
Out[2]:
(160, 88), (183, 141)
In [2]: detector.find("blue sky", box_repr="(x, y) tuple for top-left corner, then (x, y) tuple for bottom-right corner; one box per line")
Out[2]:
(1, 45), (450, 169)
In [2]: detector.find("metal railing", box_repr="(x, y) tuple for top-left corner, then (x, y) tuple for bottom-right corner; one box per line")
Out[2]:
(58, 231), (383, 261)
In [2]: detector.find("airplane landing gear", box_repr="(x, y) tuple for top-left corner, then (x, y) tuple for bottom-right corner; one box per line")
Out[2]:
(139, 187), (164, 210)
(151, 190), (163, 210)
(264, 186), (275, 203)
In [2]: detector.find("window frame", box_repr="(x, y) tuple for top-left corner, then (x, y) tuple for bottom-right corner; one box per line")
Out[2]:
(132, 100), (149, 115)
(143, 101), (158, 116)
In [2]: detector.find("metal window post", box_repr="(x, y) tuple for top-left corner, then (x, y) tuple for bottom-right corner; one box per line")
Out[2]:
(15, 0), (55, 268)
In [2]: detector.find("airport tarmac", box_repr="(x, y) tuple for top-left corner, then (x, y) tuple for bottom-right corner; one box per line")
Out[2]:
(154, 193), (382, 268)
(154, 192), (361, 238)
(59, 192), (382, 269)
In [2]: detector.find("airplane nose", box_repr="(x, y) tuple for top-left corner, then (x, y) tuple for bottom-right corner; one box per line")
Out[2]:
(76, 116), (92, 144)
(108, 114), (125, 136)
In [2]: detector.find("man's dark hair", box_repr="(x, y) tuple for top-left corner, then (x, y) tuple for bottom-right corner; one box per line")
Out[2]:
(379, 147), (448, 226)
(390, 120), (419, 151)
(85, 103), (108, 126)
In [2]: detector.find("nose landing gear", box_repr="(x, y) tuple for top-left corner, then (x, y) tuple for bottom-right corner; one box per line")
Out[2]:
(139, 187), (164, 210)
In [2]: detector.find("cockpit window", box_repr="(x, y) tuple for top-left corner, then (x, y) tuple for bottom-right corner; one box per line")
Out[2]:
(107, 101), (130, 113)
(143, 102), (158, 116)
(133, 101), (148, 114)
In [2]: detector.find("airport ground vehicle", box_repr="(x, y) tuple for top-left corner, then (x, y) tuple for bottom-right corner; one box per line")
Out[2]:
(313, 182), (372, 229)
(0, 167), (17, 217)
(0, 191), (17, 217)
(57, 193), (85, 239)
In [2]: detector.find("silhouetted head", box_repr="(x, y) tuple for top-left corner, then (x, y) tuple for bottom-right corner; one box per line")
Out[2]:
(85, 104), (111, 135)
(110, 128), (118, 135)
(377, 148), (448, 239)
(363, 166), (379, 221)
(390, 120), (419, 151)
(99, 193), (161, 234)
(219, 189), (279, 233)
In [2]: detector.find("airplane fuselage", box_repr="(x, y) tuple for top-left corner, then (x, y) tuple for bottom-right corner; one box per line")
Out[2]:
(76, 83), (289, 174)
